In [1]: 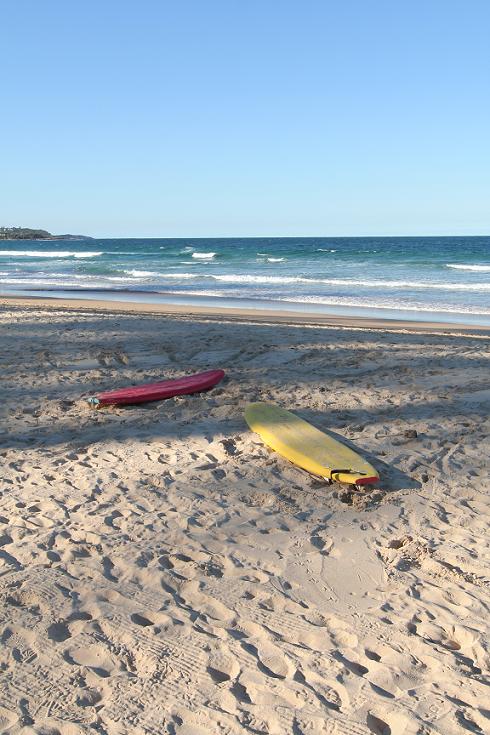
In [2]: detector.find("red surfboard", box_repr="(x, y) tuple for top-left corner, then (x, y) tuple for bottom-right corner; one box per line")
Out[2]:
(87, 369), (225, 407)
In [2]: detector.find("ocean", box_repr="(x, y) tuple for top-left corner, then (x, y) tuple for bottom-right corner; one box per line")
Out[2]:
(1, 236), (489, 325)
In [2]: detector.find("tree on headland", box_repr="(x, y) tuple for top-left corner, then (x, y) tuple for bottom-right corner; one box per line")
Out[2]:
(0, 227), (92, 240)
(0, 226), (52, 239)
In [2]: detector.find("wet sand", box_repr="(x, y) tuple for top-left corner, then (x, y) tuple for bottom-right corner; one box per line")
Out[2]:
(3, 293), (490, 333)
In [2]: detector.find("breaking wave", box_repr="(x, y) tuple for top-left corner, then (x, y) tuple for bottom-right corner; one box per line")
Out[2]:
(192, 252), (216, 260)
(123, 269), (161, 278)
(155, 273), (490, 291)
(0, 250), (102, 258)
(446, 263), (490, 272)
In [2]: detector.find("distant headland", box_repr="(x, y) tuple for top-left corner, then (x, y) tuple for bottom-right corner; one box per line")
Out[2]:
(0, 227), (93, 241)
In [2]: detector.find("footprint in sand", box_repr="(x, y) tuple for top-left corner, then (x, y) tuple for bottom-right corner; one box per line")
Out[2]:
(367, 708), (415, 735)
(66, 643), (117, 678)
(239, 710), (282, 734)
(367, 712), (391, 735)
(179, 580), (236, 624)
(47, 620), (72, 642)
(77, 686), (104, 707)
(0, 706), (17, 732)
(251, 640), (295, 679)
(95, 349), (129, 366)
(300, 668), (346, 711)
(207, 649), (240, 683)
(1, 626), (37, 664)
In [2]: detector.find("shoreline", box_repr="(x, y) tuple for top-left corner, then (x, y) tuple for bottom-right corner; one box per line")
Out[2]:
(2, 293), (490, 336)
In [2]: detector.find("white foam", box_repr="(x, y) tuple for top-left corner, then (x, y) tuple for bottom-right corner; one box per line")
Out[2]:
(152, 272), (197, 279)
(272, 295), (490, 315)
(446, 263), (490, 272)
(123, 269), (160, 278)
(0, 250), (102, 258)
(160, 273), (490, 292)
(267, 257), (285, 262)
(317, 248), (337, 253)
(159, 289), (490, 316)
(8, 276), (145, 288)
(2, 266), (489, 292)
(148, 272), (490, 291)
(192, 252), (216, 259)
(0, 277), (89, 287)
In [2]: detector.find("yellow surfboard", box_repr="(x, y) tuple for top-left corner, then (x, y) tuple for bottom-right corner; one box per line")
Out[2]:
(245, 403), (379, 488)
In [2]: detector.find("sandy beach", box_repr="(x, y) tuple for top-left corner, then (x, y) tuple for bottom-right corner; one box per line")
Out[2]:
(1, 296), (489, 735)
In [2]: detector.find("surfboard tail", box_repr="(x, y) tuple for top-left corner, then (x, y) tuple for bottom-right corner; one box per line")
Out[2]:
(352, 475), (379, 486)
(327, 468), (379, 486)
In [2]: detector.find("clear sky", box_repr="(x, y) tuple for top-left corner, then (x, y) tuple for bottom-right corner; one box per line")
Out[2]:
(1, 1), (489, 238)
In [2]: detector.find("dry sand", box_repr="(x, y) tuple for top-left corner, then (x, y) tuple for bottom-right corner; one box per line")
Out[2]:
(0, 297), (489, 735)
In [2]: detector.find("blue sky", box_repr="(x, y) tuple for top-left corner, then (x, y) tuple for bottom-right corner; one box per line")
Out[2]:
(1, 1), (489, 237)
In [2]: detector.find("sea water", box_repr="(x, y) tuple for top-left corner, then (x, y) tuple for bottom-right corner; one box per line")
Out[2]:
(1, 236), (489, 325)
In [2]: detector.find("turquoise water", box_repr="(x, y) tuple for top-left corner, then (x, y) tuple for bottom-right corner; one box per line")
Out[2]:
(1, 236), (489, 324)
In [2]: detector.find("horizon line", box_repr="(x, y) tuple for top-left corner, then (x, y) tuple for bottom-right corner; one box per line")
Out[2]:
(45, 232), (490, 240)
